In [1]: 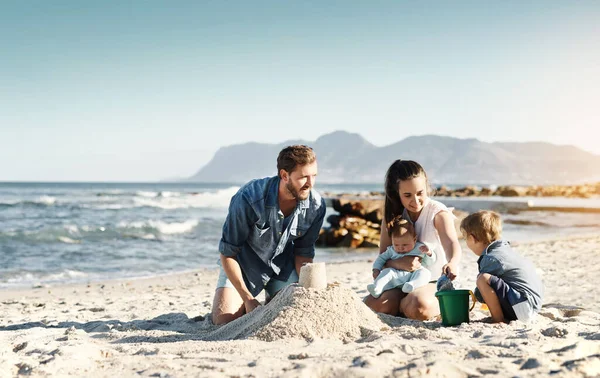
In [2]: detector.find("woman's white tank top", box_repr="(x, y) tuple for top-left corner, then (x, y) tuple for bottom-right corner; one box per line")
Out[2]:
(402, 199), (454, 278)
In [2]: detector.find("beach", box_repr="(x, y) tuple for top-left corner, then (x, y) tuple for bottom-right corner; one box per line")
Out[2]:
(1, 235), (599, 377)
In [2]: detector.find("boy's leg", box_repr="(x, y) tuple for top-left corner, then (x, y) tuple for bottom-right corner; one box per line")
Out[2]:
(402, 268), (432, 293)
(211, 267), (245, 325)
(476, 273), (519, 323)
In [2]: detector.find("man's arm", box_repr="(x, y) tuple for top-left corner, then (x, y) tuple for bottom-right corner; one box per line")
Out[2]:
(292, 198), (326, 275)
(295, 255), (313, 276)
(218, 192), (259, 310)
(220, 255), (261, 313)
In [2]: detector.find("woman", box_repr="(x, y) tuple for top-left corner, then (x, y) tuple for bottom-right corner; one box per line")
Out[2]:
(364, 160), (462, 320)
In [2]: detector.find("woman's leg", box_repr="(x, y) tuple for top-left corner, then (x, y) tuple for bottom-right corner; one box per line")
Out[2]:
(399, 282), (439, 320)
(364, 288), (405, 316)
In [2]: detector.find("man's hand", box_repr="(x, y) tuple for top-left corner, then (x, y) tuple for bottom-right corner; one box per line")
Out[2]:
(442, 261), (458, 280)
(372, 269), (381, 279)
(244, 298), (262, 314)
(384, 256), (422, 272)
(418, 244), (432, 257)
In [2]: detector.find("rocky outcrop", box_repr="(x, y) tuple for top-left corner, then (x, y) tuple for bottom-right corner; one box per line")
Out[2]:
(435, 183), (600, 198)
(317, 198), (382, 248)
(318, 197), (468, 248)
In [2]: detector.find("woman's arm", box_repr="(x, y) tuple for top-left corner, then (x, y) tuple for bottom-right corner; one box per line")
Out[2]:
(434, 211), (462, 280)
(379, 220), (391, 253)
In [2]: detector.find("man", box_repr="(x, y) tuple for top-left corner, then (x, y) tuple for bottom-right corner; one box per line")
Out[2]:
(211, 145), (326, 325)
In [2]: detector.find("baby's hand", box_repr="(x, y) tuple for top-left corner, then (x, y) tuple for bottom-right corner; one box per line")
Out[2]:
(372, 269), (380, 279)
(419, 244), (432, 256)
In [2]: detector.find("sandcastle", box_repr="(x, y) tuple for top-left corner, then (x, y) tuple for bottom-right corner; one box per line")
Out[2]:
(298, 262), (328, 289)
(203, 262), (387, 342)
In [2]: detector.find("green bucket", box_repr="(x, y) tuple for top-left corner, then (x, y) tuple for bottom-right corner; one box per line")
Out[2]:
(435, 289), (476, 326)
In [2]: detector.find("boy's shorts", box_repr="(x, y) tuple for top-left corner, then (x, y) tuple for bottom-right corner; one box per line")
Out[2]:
(216, 265), (299, 298)
(475, 276), (522, 321)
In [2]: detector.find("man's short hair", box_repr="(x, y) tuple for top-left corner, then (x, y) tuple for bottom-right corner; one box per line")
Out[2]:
(387, 216), (416, 239)
(460, 210), (502, 245)
(277, 145), (316, 178)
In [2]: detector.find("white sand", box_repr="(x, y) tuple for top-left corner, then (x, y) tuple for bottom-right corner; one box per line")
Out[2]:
(1, 235), (599, 377)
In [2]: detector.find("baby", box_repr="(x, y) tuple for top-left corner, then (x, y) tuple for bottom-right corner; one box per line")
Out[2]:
(367, 216), (436, 298)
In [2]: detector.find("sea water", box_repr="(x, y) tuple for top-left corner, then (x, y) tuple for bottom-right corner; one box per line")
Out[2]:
(1, 182), (598, 288)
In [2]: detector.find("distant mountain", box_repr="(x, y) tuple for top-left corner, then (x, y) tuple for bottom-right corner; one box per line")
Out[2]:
(186, 131), (600, 185)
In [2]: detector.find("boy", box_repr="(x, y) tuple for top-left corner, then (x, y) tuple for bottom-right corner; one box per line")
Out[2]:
(367, 216), (436, 298)
(460, 210), (544, 323)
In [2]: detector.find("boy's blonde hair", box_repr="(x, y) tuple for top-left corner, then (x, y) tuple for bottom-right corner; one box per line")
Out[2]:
(387, 216), (416, 239)
(460, 210), (502, 245)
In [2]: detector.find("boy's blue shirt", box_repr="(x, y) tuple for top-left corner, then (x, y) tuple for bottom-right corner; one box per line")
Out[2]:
(218, 176), (326, 297)
(477, 240), (544, 311)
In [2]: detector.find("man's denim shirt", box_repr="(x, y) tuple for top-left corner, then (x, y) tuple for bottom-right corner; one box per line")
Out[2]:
(219, 176), (326, 297)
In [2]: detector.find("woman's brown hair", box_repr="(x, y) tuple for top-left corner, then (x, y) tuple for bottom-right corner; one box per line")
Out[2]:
(383, 160), (430, 225)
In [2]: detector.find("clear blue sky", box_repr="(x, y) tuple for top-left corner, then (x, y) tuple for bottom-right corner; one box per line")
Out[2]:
(1, 1), (598, 182)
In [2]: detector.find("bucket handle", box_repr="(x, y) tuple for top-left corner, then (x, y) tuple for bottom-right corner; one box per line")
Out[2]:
(468, 290), (477, 312)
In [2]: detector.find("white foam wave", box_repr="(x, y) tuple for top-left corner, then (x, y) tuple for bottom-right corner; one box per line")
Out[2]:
(117, 219), (200, 235)
(37, 195), (57, 205)
(132, 187), (239, 209)
(57, 236), (80, 244)
(3, 270), (88, 286)
(85, 204), (135, 210)
(136, 191), (160, 198)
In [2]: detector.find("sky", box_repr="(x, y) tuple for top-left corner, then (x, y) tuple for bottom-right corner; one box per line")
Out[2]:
(1, 1), (598, 182)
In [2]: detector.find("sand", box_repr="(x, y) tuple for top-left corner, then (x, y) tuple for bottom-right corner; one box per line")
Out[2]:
(1, 235), (600, 377)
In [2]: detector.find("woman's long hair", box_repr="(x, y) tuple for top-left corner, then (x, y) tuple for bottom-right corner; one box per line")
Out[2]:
(383, 160), (429, 225)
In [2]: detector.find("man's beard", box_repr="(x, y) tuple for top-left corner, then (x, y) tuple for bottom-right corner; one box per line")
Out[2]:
(286, 181), (310, 201)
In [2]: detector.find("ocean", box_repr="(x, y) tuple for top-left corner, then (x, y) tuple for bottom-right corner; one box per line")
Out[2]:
(1, 182), (599, 288)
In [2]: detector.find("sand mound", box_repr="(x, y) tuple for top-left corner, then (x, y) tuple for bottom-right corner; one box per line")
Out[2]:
(203, 284), (387, 342)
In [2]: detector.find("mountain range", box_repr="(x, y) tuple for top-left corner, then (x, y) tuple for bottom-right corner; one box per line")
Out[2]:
(187, 131), (600, 185)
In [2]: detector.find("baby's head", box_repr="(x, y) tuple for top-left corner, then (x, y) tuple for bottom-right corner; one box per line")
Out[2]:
(460, 210), (502, 253)
(387, 216), (417, 253)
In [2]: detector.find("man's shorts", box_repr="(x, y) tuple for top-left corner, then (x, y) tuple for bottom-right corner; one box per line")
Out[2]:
(216, 265), (299, 298)
(475, 275), (522, 321)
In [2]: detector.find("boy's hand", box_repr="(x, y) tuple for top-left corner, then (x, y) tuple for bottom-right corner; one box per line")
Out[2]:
(419, 244), (432, 256)
(372, 269), (381, 279)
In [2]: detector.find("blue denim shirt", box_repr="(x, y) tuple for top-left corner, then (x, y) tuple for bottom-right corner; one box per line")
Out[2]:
(219, 176), (326, 297)
(476, 240), (544, 312)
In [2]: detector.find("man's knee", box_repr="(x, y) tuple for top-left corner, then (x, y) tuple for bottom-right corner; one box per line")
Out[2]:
(211, 288), (245, 325)
(211, 311), (243, 325)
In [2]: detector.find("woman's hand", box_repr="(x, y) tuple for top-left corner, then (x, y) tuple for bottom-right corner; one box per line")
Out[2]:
(384, 256), (422, 272)
(442, 261), (458, 280)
